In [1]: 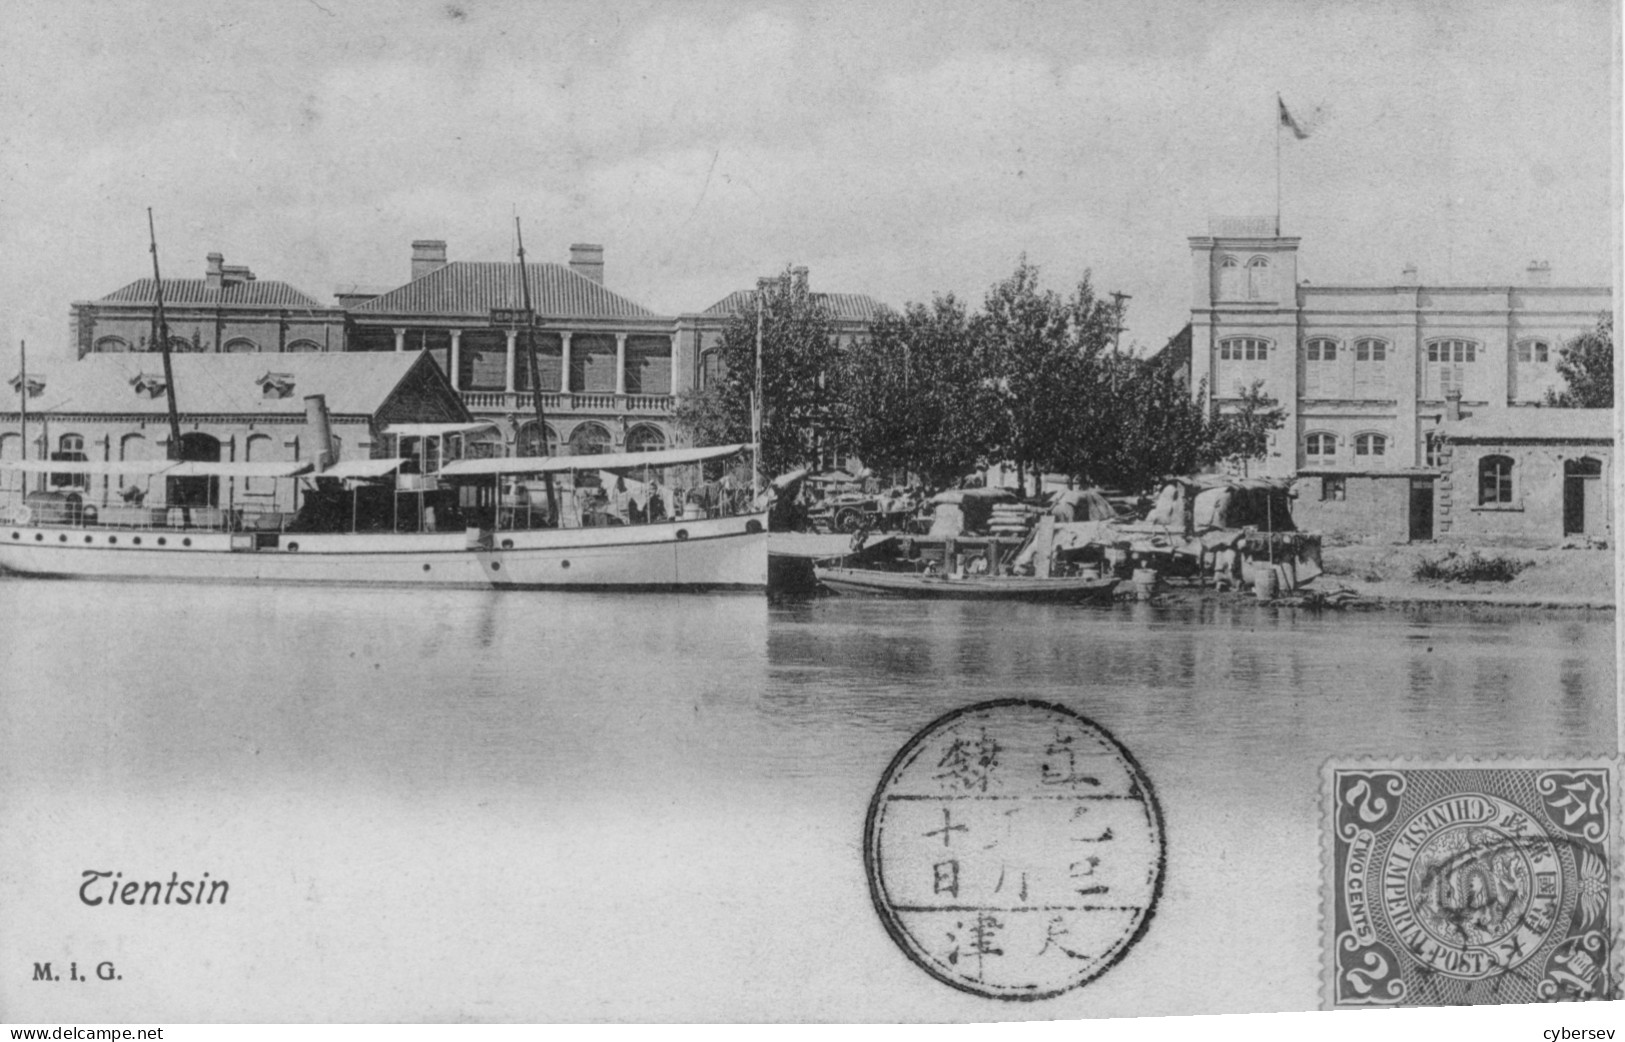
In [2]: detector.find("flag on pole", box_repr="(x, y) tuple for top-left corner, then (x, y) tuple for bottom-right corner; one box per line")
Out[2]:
(1278, 95), (1310, 140)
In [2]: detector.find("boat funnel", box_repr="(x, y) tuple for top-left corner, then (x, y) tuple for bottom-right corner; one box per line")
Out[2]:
(304, 394), (335, 470)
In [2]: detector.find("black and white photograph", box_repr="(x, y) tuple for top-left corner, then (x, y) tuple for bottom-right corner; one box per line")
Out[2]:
(0, 0), (1617, 1028)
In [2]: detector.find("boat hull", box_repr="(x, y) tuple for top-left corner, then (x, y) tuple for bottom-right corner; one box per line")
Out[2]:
(814, 566), (1118, 602)
(0, 514), (767, 590)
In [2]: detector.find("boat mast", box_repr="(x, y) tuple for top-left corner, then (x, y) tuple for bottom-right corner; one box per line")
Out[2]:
(752, 286), (764, 499)
(147, 209), (183, 460)
(16, 340), (26, 463)
(514, 217), (558, 524)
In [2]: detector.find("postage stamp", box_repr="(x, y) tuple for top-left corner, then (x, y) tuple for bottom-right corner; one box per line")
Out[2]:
(863, 700), (1164, 1000)
(1323, 759), (1619, 1008)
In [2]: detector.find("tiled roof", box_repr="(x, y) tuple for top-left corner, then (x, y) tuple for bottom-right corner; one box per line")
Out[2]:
(11, 353), (432, 418)
(1443, 408), (1614, 441)
(701, 290), (884, 323)
(352, 262), (659, 319)
(98, 278), (326, 309)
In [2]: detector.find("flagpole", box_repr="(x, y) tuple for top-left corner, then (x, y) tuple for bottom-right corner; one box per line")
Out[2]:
(1274, 93), (1282, 235)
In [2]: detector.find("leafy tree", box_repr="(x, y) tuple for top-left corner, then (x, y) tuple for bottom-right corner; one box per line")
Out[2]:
(1081, 355), (1216, 492)
(1209, 380), (1285, 476)
(978, 260), (1119, 494)
(1546, 312), (1615, 408)
(842, 296), (997, 488)
(671, 267), (844, 477)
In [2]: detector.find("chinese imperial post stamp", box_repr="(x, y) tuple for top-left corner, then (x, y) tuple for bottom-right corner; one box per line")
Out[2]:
(1324, 759), (1619, 1007)
(864, 700), (1164, 1000)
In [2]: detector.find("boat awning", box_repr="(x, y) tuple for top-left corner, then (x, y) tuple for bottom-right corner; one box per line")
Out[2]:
(0, 459), (173, 476)
(319, 458), (409, 479)
(165, 460), (316, 478)
(381, 422), (501, 439)
(439, 443), (750, 478)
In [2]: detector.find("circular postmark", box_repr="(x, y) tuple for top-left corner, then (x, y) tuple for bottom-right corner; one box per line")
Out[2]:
(1381, 793), (1564, 979)
(863, 700), (1164, 1000)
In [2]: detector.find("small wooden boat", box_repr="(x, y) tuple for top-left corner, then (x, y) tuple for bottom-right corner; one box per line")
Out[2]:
(814, 565), (1118, 602)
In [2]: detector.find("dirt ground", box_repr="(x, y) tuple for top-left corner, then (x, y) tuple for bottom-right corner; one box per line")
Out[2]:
(1314, 542), (1616, 609)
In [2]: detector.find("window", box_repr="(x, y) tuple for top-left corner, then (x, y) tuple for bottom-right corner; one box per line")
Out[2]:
(1219, 337), (1269, 362)
(51, 433), (88, 488)
(1304, 338), (1338, 396)
(93, 336), (131, 353)
(1246, 256), (1270, 300)
(700, 349), (724, 389)
(224, 338), (259, 354)
(1424, 431), (1445, 468)
(286, 339), (322, 353)
(1479, 455), (1514, 505)
(1305, 432), (1336, 458)
(1321, 476), (1346, 501)
(1516, 339), (1550, 363)
(1354, 433), (1387, 457)
(1218, 255), (1242, 299)
(1426, 339), (1477, 397)
(567, 422), (612, 456)
(244, 434), (274, 493)
(626, 425), (666, 454)
(1353, 338), (1389, 398)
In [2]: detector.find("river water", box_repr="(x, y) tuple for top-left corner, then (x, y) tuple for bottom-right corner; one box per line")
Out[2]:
(0, 580), (1613, 1021)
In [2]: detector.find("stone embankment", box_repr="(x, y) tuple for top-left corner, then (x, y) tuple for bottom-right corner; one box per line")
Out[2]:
(1312, 543), (1615, 610)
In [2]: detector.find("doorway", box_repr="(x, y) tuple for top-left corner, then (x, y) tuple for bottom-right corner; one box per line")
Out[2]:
(1408, 478), (1434, 541)
(1563, 457), (1604, 538)
(169, 432), (221, 507)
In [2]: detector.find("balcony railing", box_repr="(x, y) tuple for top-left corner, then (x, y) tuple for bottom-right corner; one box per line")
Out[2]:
(459, 390), (675, 414)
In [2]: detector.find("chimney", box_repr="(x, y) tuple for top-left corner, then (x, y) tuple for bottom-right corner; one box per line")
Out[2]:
(1445, 389), (1462, 423)
(205, 253), (224, 292)
(1526, 260), (1551, 287)
(1400, 262), (1418, 286)
(221, 264), (254, 287)
(791, 265), (810, 292)
(568, 243), (604, 284)
(412, 240), (447, 282)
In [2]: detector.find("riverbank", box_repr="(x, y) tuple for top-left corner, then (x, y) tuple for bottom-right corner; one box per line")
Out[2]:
(1310, 543), (1615, 609)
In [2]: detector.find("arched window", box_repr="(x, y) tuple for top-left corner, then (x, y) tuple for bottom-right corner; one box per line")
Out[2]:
(51, 433), (88, 488)
(224, 338), (259, 353)
(1354, 433), (1386, 458)
(286, 339), (322, 353)
(567, 422), (611, 456)
(1426, 338), (1477, 398)
(1218, 255), (1242, 300)
(1305, 432), (1336, 459)
(1424, 431), (1445, 468)
(1479, 455), (1514, 505)
(1246, 256), (1270, 300)
(93, 336), (131, 353)
(700, 349), (724, 389)
(1304, 338), (1338, 396)
(625, 425), (666, 454)
(1516, 339), (1550, 364)
(1353, 338), (1389, 398)
(516, 421), (559, 457)
(1219, 337), (1269, 362)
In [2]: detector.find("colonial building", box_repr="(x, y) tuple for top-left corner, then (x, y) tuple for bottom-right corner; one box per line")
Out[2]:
(1189, 216), (1610, 476)
(0, 352), (469, 517)
(72, 254), (346, 357)
(343, 240), (699, 461)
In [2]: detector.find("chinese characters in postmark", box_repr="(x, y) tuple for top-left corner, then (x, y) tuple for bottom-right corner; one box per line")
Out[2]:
(864, 700), (1164, 1000)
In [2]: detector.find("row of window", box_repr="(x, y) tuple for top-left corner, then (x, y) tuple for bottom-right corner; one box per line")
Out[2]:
(93, 336), (324, 354)
(1305, 432), (1387, 457)
(1219, 336), (1555, 363)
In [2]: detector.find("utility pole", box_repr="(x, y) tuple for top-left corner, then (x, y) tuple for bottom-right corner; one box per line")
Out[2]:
(1109, 292), (1132, 356)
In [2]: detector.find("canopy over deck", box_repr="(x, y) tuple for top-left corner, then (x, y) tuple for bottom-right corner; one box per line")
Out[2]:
(319, 458), (409, 479)
(439, 443), (750, 478)
(381, 422), (500, 440)
(0, 459), (173, 476)
(0, 459), (314, 478)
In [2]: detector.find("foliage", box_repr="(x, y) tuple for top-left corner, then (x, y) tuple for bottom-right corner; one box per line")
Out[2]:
(1082, 356), (1217, 492)
(1413, 551), (1532, 583)
(841, 296), (999, 488)
(1546, 312), (1615, 409)
(1209, 380), (1286, 476)
(671, 267), (845, 477)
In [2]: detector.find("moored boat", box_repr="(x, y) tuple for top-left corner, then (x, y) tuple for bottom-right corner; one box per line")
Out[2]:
(814, 565), (1117, 602)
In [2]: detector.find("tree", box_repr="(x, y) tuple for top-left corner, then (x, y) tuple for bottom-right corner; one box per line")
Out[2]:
(1209, 380), (1285, 476)
(1080, 354), (1217, 493)
(1546, 312), (1615, 408)
(841, 296), (998, 488)
(671, 267), (845, 478)
(978, 260), (1118, 494)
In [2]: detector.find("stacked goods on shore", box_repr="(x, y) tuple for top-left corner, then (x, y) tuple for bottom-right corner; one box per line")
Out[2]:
(990, 501), (1033, 537)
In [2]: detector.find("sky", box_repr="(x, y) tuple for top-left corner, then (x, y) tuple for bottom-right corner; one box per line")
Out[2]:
(0, 0), (1616, 364)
